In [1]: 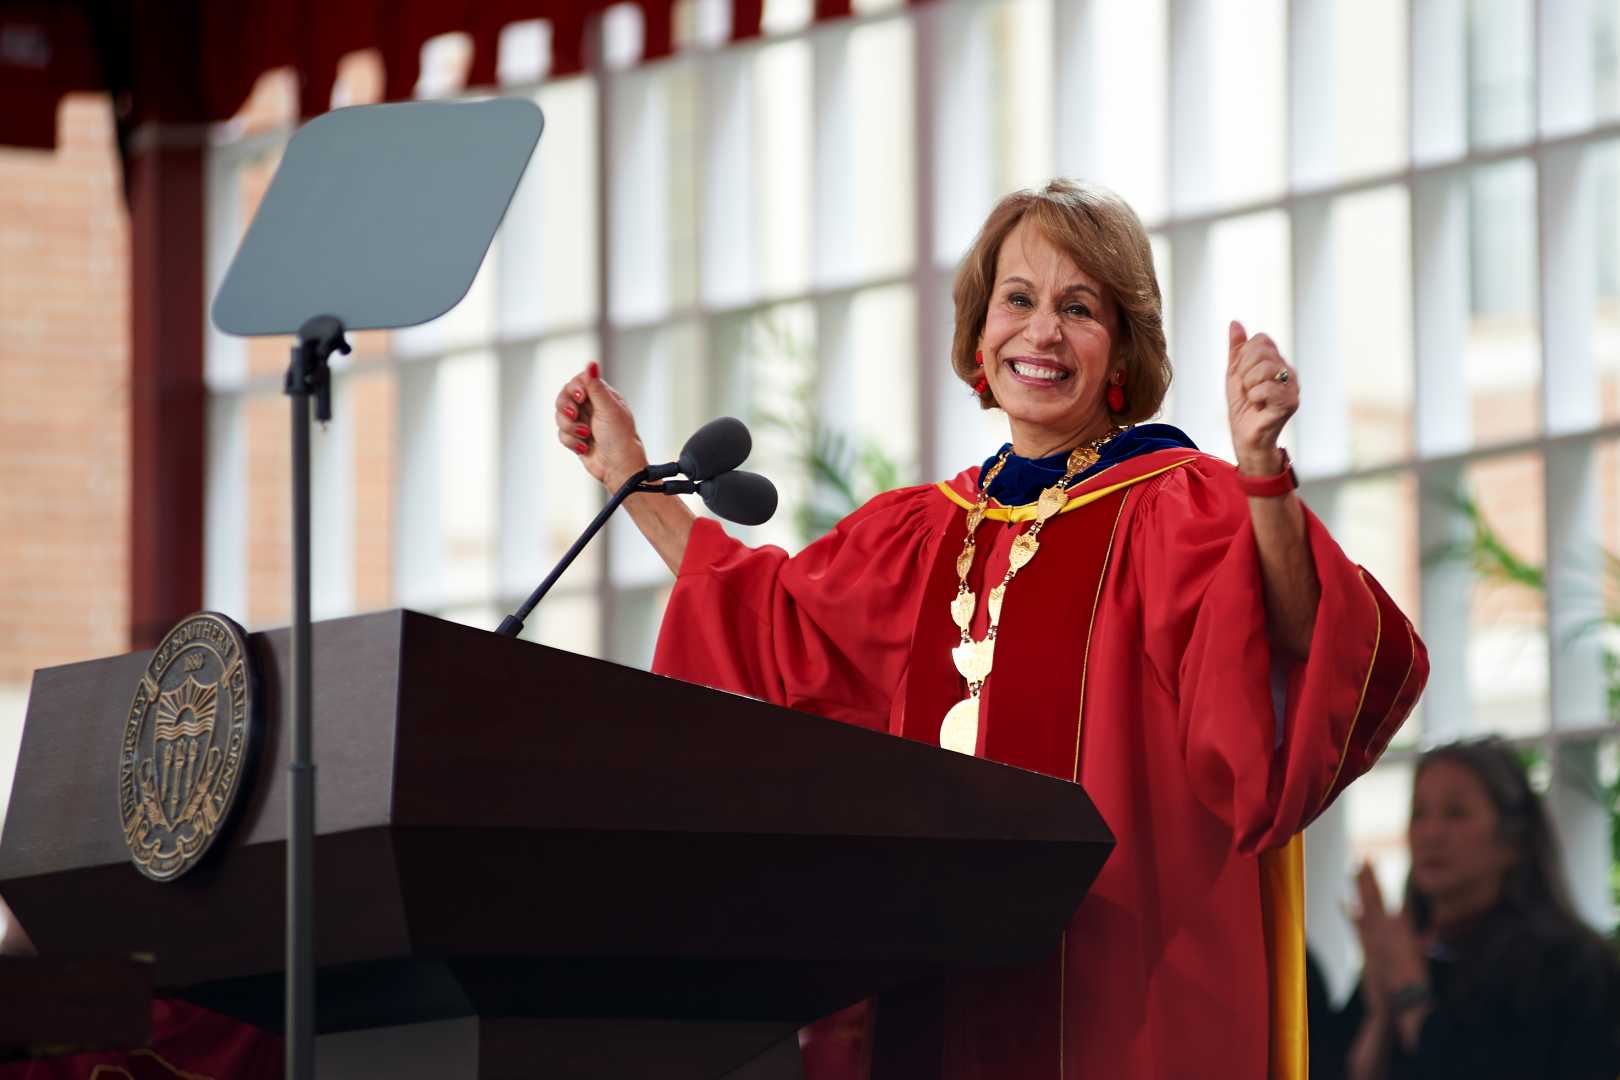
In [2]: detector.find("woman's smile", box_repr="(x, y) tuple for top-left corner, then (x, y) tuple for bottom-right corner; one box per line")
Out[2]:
(1004, 356), (1073, 385)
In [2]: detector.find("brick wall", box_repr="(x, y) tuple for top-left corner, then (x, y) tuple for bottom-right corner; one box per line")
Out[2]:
(0, 96), (130, 684)
(0, 95), (129, 837)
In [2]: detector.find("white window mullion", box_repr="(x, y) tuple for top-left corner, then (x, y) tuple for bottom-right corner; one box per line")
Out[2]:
(1168, 0), (1216, 214)
(1410, 0), (1468, 165)
(1053, 0), (1102, 181)
(496, 345), (546, 603)
(1539, 144), (1600, 435)
(203, 395), (248, 620)
(1537, 0), (1594, 138)
(607, 68), (672, 323)
(1166, 223), (1226, 453)
(933, 0), (994, 263)
(1550, 740), (1617, 932)
(753, 40), (813, 296)
(1543, 442), (1605, 730)
(1412, 172), (1472, 456)
(394, 360), (442, 612)
(812, 24), (859, 287)
(913, 1), (944, 483)
(1288, 0), (1337, 189)
(1417, 461), (1474, 743)
(204, 150), (249, 389)
(701, 50), (756, 307)
(1289, 196), (1349, 476)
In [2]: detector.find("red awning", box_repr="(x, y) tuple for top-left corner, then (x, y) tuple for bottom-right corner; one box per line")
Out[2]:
(0, 0), (886, 150)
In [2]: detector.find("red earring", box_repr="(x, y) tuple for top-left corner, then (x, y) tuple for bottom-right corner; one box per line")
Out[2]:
(1107, 381), (1126, 413)
(974, 350), (983, 366)
(973, 375), (989, 396)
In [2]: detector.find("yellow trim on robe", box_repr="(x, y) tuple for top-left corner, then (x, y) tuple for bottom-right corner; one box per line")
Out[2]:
(1314, 569), (1383, 818)
(934, 457), (1200, 521)
(1260, 835), (1308, 1080)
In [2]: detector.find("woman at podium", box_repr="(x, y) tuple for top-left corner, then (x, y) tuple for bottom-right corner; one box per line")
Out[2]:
(553, 179), (1427, 1080)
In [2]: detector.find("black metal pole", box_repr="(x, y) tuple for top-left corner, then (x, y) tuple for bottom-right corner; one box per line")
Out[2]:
(286, 343), (316, 1080)
(283, 317), (345, 1080)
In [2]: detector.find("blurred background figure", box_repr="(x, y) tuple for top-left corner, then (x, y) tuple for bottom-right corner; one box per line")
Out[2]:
(1316, 738), (1620, 1080)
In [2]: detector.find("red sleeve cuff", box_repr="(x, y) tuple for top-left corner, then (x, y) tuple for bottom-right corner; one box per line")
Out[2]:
(1314, 570), (1427, 816)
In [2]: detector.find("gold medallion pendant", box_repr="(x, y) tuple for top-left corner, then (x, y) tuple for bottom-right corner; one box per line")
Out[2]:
(951, 639), (995, 683)
(937, 431), (1119, 755)
(940, 697), (981, 754)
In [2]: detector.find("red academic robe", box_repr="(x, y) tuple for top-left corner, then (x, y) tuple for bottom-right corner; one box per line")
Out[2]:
(652, 447), (1426, 1080)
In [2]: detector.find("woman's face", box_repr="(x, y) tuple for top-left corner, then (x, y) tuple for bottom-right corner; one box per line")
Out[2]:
(1408, 759), (1517, 907)
(978, 219), (1120, 453)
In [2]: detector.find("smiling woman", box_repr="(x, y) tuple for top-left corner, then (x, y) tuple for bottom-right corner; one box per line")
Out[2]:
(553, 178), (1427, 1078)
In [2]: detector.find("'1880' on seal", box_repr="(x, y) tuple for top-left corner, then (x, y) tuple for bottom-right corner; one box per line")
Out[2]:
(118, 611), (256, 882)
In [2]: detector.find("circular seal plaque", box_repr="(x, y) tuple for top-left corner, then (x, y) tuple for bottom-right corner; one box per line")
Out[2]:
(118, 612), (256, 882)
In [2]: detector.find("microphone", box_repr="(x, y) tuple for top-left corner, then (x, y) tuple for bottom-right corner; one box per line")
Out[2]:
(495, 418), (778, 638)
(688, 470), (778, 526)
(646, 416), (751, 482)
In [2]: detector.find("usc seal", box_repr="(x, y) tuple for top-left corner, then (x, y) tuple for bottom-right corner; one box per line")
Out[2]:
(118, 612), (256, 882)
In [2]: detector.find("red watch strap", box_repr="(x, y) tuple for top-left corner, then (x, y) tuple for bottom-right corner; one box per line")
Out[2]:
(1236, 449), (1298, 498)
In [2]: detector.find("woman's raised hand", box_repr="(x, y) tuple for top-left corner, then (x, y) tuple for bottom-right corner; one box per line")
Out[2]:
(555, 362), (696, 574)
(555, 362), (650, 492)
(1225, 320), (1299, 475)
(1351, 862), (1428, 1016)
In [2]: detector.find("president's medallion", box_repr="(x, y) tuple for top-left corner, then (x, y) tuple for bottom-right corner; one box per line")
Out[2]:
(118, 612), (256, 882)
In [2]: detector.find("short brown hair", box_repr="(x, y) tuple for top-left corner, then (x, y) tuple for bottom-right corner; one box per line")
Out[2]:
(950, 179), (1171, 424)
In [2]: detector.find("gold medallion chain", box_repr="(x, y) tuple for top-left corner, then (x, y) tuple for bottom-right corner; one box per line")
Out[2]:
(938, 430), (1120, 754)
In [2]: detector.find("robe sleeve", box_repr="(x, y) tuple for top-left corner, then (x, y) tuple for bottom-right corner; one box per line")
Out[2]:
(1129, 456), (1427, 853)
(651, 485), (946, 732)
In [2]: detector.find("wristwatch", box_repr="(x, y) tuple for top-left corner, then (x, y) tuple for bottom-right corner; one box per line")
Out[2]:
(1389, 981), (1432, 1015)
(1235, 447), (1298, 498)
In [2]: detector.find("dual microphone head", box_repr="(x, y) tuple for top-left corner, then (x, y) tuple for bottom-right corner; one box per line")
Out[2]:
(495, 417), (776, 637)
(641, 417), (778, 526)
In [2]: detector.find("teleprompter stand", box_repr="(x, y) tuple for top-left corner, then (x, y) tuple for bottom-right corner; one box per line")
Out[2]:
(210, 98), (545, 1080)
(283, 314), (349, 1080)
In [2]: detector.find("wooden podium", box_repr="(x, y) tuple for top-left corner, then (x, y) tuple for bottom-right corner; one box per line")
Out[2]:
(0, 610), (1113, 1078)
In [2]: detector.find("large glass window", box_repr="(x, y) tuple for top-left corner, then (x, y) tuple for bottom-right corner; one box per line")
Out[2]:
(203, 0), (1620, 1001)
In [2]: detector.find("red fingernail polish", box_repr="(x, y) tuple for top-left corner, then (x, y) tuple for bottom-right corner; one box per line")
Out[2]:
(564, 405), (577, 420)
(574, 442), (587, 454)
(573, 389), (584, 403)
(574, 424), (590, 437)
(587, 361), (600, 380)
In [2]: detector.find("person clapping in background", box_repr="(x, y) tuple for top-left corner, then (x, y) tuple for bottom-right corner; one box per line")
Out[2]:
(1333, 738), (1620, 1079)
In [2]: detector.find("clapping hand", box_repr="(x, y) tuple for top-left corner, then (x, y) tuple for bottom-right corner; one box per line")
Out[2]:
(1351, 862), (1428, 1017)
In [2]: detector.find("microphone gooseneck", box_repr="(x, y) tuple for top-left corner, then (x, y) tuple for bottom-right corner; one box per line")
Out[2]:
(495, 417), (776, 638)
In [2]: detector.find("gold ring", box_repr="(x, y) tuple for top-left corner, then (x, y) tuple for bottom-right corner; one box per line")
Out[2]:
(1273, 369), (1290, 384)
